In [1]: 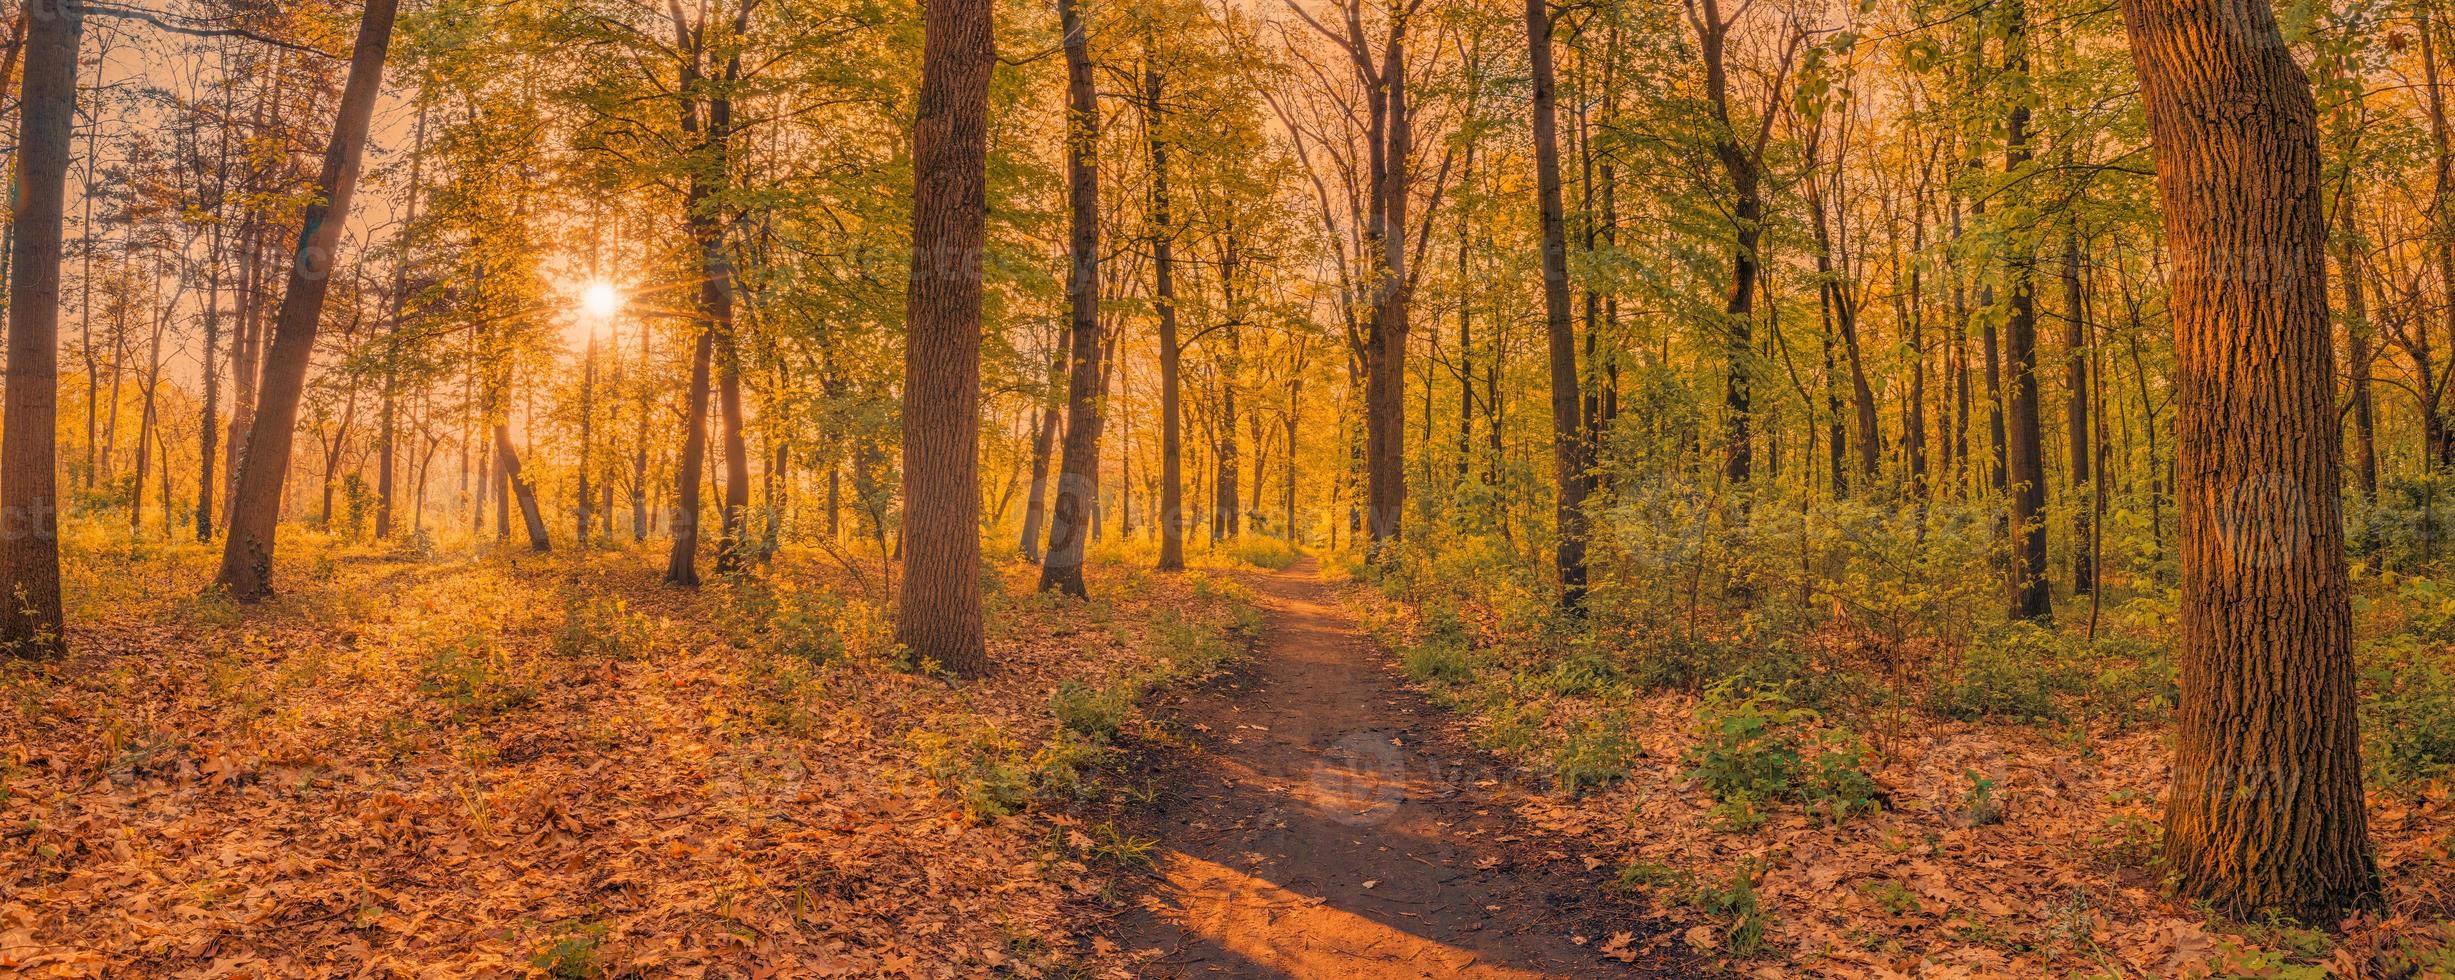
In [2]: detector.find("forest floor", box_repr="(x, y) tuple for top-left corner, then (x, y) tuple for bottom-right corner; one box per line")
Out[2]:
(1343, 569), (2455, 978)
(1107, 559), (1696, 978)
(0, 528), (1264, 978)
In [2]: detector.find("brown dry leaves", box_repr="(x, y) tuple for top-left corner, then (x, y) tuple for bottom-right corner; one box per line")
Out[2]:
(0, 543), (1233, 977)
(1507, 685), (2455, 977)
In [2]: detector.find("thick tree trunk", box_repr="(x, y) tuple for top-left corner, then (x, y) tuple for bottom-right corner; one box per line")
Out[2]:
(2122, 0), (2381, 920)
(214, 0), (397, 601)
(1039, 0), (1103, 597)
(0, 0), (77, 653)
(897, 0), (994, 675)
(1528, 0), (1589, 610)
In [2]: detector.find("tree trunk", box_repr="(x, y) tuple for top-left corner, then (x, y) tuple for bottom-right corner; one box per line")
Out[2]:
(1528, 0), (1589, 610)
(0, 0), (77, 653)
(2001, 0), (2052, 622)
(1018, 399), (1059, 561)
(2337, 209), (2380, 500)
(1696, 0), (1758, 487)
(376, 101), (426, 542)
(1147, 62), (1187, 573)
(496, 421), (549, 551)
(2063, 225), (2094, 596)
(665, 327), (713, 585)
(577, 330), (595, 544)
(2122, 0), (2381, 920)
(1039, 0), (1103, 597)
(214, 0), (398, 601)
(897, 0), (994, 675)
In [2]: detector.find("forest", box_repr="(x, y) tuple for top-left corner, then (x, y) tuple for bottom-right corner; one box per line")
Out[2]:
(1, 0), (2453, 974)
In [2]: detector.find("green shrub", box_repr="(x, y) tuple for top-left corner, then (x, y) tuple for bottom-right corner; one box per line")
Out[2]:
(1217, 536), (1302, 570)
(909, 719), (1038, 820)
(1684, 682), (1879, 823)
(1540, 651), (1624, 697)
(720, 572), (897, 667)
(1552, 709), (1644, 794)
(1402, 637), (1474, 685)
(2365, 660), (2455, 787)
(1693, 863), (1770, 955)
(416, 635), (538, 717)
(1929, 623), (2076, 724)
(1051, 680), (1132, 742)
(555, 590), (656, 661)
(531, 921), (609, 979)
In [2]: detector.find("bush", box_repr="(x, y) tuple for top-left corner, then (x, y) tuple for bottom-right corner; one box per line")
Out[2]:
(1693, 863), (1770, 955)
(1684, 682), (1879, 823)
(416, 634), (538, 717)
(1051, 680), (1132, 742)
(555, 590), (656, 661)
(1929, 624), (2075, 724)
(1403, 637), (1475, 686)
(1217, 536), (1302, 571)
(1552, 709), (1644, 795)
(719, 571), (897, 667)
(2365, 659), (2455, 787)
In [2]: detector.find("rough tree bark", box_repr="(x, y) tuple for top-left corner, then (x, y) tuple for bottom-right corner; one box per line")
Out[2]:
(2121, 0), (2381, 920)
(0, 0), (82, 652)
(896, 0), (994, 676)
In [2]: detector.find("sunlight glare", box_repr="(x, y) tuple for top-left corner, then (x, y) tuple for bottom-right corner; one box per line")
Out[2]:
(581, 281), (623, 321)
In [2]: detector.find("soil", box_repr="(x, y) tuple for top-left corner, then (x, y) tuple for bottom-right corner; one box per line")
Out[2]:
(1107, 559), (1702, 978)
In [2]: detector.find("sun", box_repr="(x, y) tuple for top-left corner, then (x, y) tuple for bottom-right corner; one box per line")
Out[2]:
(580, 281), (624, 320)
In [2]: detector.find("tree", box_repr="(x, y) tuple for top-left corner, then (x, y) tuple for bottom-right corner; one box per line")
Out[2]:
(2000, 0), (2051, 622)
(1040, 0), (1105, 597)
(897, 0), (994, 676)
(1145, 59), (1187, 573)
(1526, 0), (1588, 610)
(0, 0), (85, 654)
(2120, 0), (2380, 920)
(214, 0), (400, 601)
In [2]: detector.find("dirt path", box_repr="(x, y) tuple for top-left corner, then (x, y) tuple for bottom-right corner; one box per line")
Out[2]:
(1110, 560), (1694, 978)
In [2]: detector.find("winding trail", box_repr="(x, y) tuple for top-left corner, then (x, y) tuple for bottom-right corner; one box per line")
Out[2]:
(1112, 559), (1694, 978)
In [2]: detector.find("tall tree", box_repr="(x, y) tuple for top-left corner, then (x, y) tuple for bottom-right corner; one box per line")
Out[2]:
(214, 0), (400, 601)
(896, 0), (993, 676)
(1040, 0), (1104, 597)
(0, 0), (84, 653)
(1527, 0), (1588, 610)
(2121, 0), (2380, 920)
(2000, 0), (2051, 622)
(1146, 59), (1187, 572)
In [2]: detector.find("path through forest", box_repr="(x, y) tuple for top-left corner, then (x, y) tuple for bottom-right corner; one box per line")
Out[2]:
(1112, 560), (1693, 978)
